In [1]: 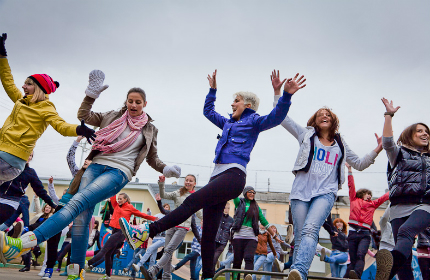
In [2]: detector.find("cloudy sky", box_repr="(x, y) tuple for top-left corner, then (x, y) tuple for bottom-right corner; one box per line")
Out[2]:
(1, 1), (429, 197)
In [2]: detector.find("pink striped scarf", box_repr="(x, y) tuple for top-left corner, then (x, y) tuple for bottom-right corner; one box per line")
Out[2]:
(92, 110), (148, 154)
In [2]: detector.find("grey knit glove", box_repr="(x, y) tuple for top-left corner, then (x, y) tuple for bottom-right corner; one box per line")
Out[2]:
(163, 165), (181, 178)
(85, 70), (109, 99)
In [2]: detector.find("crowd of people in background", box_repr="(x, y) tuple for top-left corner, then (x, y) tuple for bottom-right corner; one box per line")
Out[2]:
(1, 32), (430, 280)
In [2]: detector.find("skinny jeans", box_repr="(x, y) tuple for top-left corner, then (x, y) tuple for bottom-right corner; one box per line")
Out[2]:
(149, 168), (246, 279)
(32, 164), (129, 269)
(345, 229), (370, 279)
(232, 238), (258, 279)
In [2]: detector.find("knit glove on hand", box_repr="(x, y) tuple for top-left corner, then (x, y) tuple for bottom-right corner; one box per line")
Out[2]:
(163, 165), (181, 178)
(85, 70), (109, 99)
(0, 33), (7, 56)
(76, 120), (96, 144)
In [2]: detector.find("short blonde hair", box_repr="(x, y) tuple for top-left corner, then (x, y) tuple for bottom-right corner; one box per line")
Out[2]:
(233, 91), (260, 111)
(24, 78), (46, 103)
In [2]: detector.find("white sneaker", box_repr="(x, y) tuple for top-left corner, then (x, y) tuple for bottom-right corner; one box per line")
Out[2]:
(287, 269), (302, 280)
(274, 257), (284, 272)
(38, 265), (47, 276)
(132, 263), (140, 272)
(98, 274), (111, 280)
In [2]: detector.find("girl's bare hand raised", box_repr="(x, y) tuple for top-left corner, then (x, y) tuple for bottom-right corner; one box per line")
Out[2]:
(284, 73), (306, 94)
(271, 70), (286, 96)
(207, 69), (217, 89)
(381, 98), (400, 114)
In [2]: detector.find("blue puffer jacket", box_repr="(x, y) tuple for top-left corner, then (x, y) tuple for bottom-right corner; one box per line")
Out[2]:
(0, 164), (55, 207)
(204, 88), (292, 168)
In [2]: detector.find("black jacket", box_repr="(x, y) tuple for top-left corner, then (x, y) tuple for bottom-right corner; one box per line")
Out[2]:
(232, 198), (259, 236)
(323, 215), (348, 252)
(388, 146), (430, 206)
(215, 213), (233, 245)
(0, 165), (55, 207)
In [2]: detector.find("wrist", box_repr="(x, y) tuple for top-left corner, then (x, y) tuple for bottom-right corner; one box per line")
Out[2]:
(384, 112), (394, 117)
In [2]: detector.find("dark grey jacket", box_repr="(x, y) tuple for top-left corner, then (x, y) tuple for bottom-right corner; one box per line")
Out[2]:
(215, 214), (233, 245)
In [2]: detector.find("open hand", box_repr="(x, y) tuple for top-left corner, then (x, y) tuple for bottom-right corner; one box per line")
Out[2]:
(158, 175), (165, 183)
(284, 73), (306, 94)
(375, 133), (383, 153)
(155, 193), (161, 201)
(345, 162), (352, 171)
(381, 98), (400, 114)
(207, 69), (217, 89)
(271, 70), (286, 95)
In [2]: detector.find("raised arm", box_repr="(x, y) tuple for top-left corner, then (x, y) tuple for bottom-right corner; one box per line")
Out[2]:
(158, 176), (178, 201)
(255, 71), (307, 132)
(47, 176), (59, 205)
(33, 195), (41, 214)
(203, 69), (228, 129)
(156, 194), (170, 215)
(347, 163), (356, 202)
(344, 133), (381, 171)
(77, 70), (109, 127)
(0, 34), (24, 103)
(381, 98), (401, 167)
(322, 214), (336, 236)
(129, 205), (157, 221)
(67, 137), (82, 177)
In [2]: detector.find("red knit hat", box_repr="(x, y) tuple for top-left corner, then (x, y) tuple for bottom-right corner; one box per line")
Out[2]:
(28, 74), (60, 94)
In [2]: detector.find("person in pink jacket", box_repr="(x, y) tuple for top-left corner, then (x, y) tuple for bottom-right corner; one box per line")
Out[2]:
(345, 163), (389, 279)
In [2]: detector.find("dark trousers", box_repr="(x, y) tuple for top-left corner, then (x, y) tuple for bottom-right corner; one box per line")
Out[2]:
(0, 203), (16, 225)
(88, 228), (124, 277)
(390, 210), (430, 280)
(345, 229), (371, 278)
(46, 231), (63, 268)
(149, 168), (246, 279)
(213, 242), (227, 266)
(2, 195), (30, 227)
(418, 257), (430, 280)
(232, 239), (258, 279)
(57, 242), (71, 269)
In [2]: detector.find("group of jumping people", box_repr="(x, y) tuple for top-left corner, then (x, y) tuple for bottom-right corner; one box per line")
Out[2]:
(0, 31), (429, 280)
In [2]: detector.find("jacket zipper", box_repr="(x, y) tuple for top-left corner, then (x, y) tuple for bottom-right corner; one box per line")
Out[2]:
(4, 180), (13, 194)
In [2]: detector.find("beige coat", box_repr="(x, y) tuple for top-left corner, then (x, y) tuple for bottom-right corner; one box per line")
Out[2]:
(159, 181), (203, 228)
(77, 96), (166, 176)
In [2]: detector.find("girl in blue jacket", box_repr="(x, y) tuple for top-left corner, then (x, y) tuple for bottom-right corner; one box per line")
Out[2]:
(120, 69), (306, 280)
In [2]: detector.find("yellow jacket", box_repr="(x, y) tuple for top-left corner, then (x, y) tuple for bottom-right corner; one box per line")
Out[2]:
(0, 58), (78, 161)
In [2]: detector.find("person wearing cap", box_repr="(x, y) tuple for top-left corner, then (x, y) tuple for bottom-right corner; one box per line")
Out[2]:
(0, 33), (96, 187)
(118, 69), (305, 280)
(231, 187), (280, 280)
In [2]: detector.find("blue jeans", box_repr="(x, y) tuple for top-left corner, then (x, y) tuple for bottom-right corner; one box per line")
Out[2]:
(324, 250), (348, 278)
(262, 252), (280, 280)
(137, 237), (165, 267)
(220, 251), (234, 280)
(173, 251), (201, 280)
(252, 254), (267, 280)
(291, 193), (336, 280)
(126, 248), (146, 277)
(195, 255), (202, 280)
(33, 164), (128, 268)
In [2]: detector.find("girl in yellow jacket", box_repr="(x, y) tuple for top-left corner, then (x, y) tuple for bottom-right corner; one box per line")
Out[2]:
(0, 33), (95, 185)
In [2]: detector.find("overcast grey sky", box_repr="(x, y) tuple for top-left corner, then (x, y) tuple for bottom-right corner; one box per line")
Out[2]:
(1, 1), (429, 196)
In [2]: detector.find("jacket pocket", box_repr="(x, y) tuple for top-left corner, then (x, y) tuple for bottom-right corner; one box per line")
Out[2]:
(230, 138), (247, 155)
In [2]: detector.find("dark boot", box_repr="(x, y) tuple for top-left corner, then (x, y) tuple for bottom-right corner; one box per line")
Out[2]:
(388, 250), (408, 280)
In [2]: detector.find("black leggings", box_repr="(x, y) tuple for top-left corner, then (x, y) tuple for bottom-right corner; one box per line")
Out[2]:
(46, 231), (63, 268)
(149, 168), (246, 279)
(0, 203), (16, 225)
(88, 228), (124, 277)
(232, 238), (258, 279)
(391, 210), (430, 280)
(57, 243), (71, 270)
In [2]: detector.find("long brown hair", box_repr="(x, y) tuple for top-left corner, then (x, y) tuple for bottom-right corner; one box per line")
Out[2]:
(41, 204), (55, 219)
(307, 107), (339, 142)
(333, 218), (347, 234)
(397, 123), (430, 152)
(179, 174), (196, 196)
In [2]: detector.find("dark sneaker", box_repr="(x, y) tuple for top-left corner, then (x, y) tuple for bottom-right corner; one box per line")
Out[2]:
(375, 249), (393, 280)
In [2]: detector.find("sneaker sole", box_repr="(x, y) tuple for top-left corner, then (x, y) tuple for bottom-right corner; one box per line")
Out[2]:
(375, 249), (393, 280)
(244, 274), (252, 280)
(139, 265), (152, 280)
(11, 222), (23, 239)
(119, 219), (137, 250)
(0, 231), (7, 264)
(320, 248), (325, 262)
(288, 269), (302, 280)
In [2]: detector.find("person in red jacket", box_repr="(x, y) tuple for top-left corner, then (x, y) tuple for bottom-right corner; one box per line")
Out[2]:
(87, 193), (157, 280)
(344, 163), (389, 279)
